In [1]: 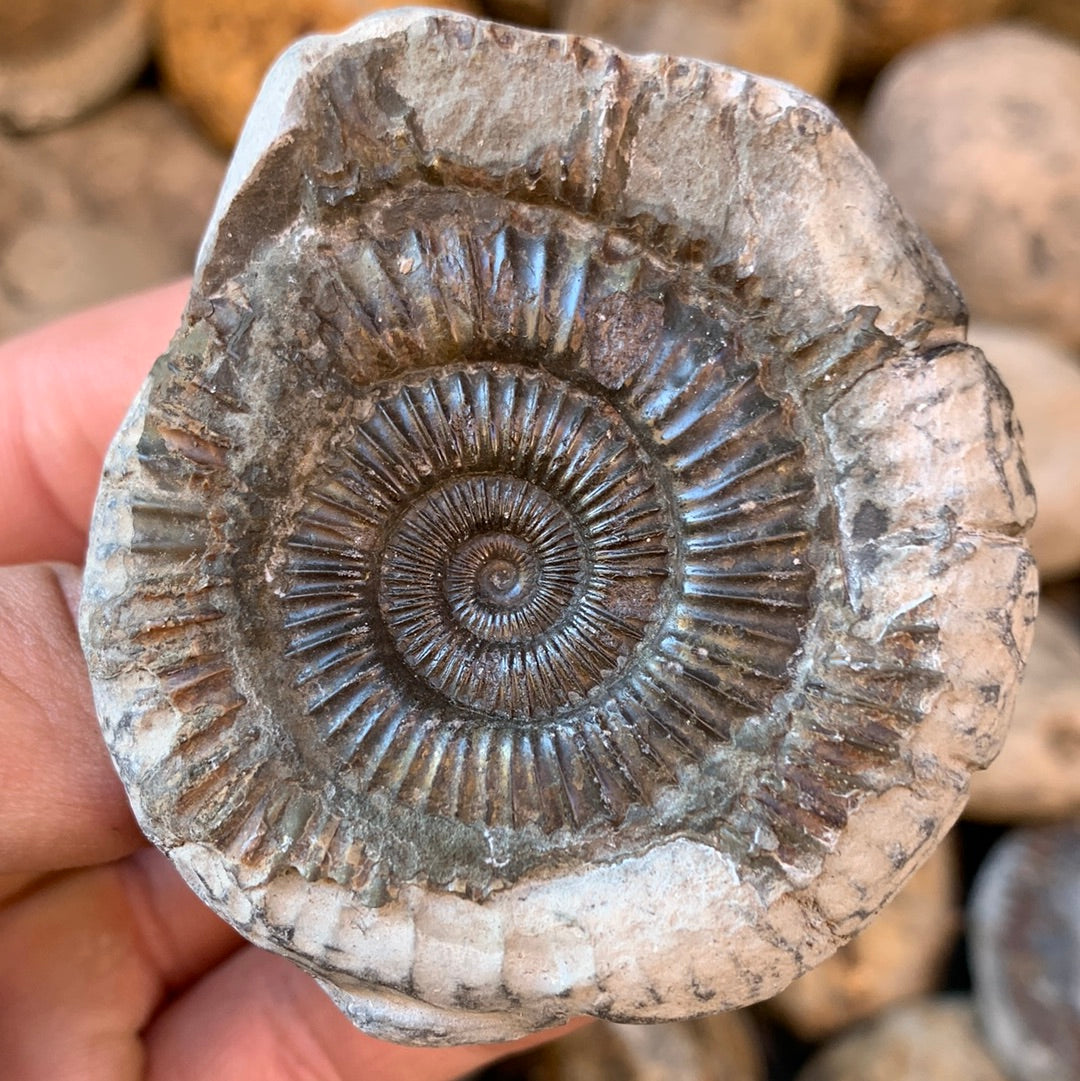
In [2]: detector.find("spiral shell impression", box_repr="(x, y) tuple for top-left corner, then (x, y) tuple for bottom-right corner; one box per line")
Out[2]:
(81, 11), (1037, 1045)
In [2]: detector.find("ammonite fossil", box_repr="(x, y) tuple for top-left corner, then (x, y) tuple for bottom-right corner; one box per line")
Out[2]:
(81, 10), (1037, 1045)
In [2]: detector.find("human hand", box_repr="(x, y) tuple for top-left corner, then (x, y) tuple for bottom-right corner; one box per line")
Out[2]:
(0, 282), (582, 1080)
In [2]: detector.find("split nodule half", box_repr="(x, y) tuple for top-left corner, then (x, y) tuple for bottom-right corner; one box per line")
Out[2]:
(80, 10), (1037, 1046)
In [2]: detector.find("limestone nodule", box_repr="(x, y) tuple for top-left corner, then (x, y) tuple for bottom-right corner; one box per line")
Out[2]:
(80, 11), (1036, 1045)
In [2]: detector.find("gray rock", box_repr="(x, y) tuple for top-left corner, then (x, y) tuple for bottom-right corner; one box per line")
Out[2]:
(970, 823), (1080, 1081)
(80, 10), (1035, 1046)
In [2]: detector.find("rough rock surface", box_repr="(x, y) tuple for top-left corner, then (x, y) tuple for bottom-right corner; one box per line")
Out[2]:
(970, 322), (1080, 580)
(862, 24), (1080, 349)
(767, 830), (959, 1040)
(795, 998), (1009, 1081)
(968, 603), (1080, 823)
(558, 0), (845, 99)
(0, 0), (150, 132)
(80, 11), (1036, 1045)
(970, 823), (1080, 1081)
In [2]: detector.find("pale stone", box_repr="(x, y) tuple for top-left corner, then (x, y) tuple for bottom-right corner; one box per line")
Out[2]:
(862, 24), (1080, 349)
(80, 10), (1034, 1046)
(0, 129), (77, 247)
(30, 92), (226, 269)
(557, 0), (845, 100)
(969, 322), (1080, 580)
(0, 0), (150, 132)
(0, 220), (180, 330)
(0, 92), (224, 340)
(796, 998), (1009, 1081)
(767, 830), (959, 1040)
(970, 823), (1080, 1081)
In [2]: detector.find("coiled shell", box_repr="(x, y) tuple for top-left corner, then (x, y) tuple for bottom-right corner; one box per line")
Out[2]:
(81, 10), (1036, 1045)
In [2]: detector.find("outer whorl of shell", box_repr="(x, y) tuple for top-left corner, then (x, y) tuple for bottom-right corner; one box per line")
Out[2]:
(81, 11), (1037, 1046)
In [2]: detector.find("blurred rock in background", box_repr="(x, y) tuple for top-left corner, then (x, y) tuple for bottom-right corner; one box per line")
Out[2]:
(0, 0), (150, 132)
(0, 92), (224, 340)
(794, 998), (1010, 1081)
(966, 603), (1080, 822)
(557, 0), (845, 99)
(969, 823), (1080, 1081)
(970, 322), (1080, 580)
(861, 24), (1080, 350)
(482, 0), (555, 27)
(1014, 0), (1080, 41)
(485, 1011), (766, 1081)
(838, 0), (1014, 77)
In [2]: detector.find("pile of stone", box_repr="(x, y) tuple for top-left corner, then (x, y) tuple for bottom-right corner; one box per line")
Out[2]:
(1, 3), (1078, 1079)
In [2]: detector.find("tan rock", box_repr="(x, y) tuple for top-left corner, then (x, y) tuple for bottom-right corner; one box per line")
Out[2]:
(967, 604), (1080, 822)
(767, 832), (959, 1040)
(0, 92), (225, 340)
(796, 998), (1009, 1081)
(154, 0), (481, 149)
(969, 322), (1080, 580)
(0, 131), (78, 245)
(557, 0), (845, 99)
(840, 0), (1014, 76)
(0, 0), (150, 132)
(862, 25), (1080, 349)
(493, 1013), (765, 1081)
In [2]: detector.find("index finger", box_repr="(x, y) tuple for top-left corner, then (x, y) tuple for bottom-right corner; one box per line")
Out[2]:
(0, 281), (190, 567)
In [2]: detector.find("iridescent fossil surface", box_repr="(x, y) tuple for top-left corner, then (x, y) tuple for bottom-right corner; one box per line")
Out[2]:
(81, 10), (1037, 1045)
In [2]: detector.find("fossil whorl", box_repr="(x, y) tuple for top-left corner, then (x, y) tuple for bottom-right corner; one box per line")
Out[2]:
(80, 11), (1037, 1045)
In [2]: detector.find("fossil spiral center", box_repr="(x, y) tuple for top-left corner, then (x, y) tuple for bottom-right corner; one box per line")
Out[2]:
(287, 364), (674, 724)
(449, 533), (544, 616)
(379, 473), (591, 702)
(475, 552), (524, 601)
